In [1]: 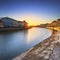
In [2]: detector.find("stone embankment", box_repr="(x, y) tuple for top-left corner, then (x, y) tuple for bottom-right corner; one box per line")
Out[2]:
(0, 27), (31, 31)
(13, 30), (60, 60)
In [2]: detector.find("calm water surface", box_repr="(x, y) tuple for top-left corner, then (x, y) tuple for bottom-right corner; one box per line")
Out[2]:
(0, 28), (52, 60)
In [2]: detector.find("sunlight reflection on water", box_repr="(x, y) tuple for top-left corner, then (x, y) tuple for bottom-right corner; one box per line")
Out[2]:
(27, 28), (51, 46)
(0, 28), (52, 60)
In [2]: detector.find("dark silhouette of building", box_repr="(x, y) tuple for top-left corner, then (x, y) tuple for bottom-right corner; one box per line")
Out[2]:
(0, 20), (4, 27)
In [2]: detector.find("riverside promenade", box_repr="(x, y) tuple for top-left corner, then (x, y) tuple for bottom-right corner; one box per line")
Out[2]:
(13, 30), (60, 60)
(0, 27), (31, 31)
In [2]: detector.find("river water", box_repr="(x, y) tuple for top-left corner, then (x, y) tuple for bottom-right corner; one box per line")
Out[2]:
(0, 28), (52, 60)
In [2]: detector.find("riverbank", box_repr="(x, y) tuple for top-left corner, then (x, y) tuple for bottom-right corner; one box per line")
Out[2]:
(0, 27), (31, 31)
(12, 30), (60, 60)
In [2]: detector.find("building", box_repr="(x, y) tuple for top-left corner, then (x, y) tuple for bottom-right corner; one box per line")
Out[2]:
(13, 20), (18, 27)
(57, 19), (60, 27)
(0, 17), (28, 28)
(23, 21), (28, 28)
(57, 19), (60, 23)
(40, 23), (48, 27)
(18, 21), (28, 28)
(18, 21), (23, 27)
(49, 21), (57, 27)
(1, 17), (13, 27)
(0, 17), (19, 28)
(0, 20), (4, 27)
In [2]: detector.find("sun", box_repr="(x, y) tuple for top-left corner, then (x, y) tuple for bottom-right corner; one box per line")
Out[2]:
(26, 20), (40, 26)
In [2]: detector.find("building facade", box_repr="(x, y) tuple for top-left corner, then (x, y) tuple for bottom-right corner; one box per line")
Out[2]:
(13, 20), (18, 27)
(18, 21), (28, 28)
(0, 20), (4, 27)
(0, 17), (28, 28)
(57, 19), (60, 27)
(23, 21), (28, 28)
(1, 17), (13, 27)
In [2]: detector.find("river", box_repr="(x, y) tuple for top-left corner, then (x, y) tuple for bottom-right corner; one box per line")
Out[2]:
(0, 28), (52, 60)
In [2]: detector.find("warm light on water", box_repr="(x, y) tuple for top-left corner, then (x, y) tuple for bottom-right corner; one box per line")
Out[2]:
(27, 28), (52, 46)
(0, 28), (52, 60)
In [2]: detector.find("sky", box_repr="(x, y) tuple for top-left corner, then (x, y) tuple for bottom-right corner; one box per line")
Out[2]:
(0, 0), (60, 26)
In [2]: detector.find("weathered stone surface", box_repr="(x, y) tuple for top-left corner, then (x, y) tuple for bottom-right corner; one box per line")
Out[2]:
(49, 43), (60, 60)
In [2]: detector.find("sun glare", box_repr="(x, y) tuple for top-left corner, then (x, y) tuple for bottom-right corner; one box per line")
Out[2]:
(19, 15), (41, 26)
(27, 21), (40, 26)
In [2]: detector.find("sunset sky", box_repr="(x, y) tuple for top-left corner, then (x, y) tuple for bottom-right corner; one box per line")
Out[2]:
(0, 0), (60, 26)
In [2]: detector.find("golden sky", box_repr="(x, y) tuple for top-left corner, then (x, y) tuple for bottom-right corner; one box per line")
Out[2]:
(18, 15), (52, 26)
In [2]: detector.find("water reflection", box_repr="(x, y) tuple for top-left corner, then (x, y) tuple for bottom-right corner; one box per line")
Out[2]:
(0, 28), (51, 60)
(0, 30), (28, 60)
(27, 28), (51, 47)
